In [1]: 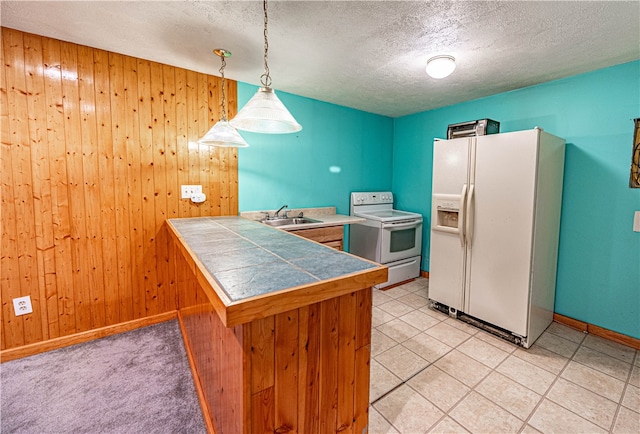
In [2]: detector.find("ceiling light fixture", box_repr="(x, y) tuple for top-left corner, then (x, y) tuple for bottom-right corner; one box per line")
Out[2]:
(198, 49), (249, 148)
(230, 0), (302, 134)
(426, 55), (456, 79)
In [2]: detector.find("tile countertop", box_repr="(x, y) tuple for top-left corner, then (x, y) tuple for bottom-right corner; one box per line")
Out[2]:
(167, 216), (387, 327)
(239, 206), (365, 230)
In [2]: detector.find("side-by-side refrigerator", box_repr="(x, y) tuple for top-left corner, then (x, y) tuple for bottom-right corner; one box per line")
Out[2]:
(429, 128), (565, 348)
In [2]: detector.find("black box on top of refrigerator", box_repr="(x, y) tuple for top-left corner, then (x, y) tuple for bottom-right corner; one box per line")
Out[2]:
(447, 119), (500, 139)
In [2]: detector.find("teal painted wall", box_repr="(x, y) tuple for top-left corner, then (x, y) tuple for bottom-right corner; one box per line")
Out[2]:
(237, 83), (393, 220)
(392, 61), (640, 338)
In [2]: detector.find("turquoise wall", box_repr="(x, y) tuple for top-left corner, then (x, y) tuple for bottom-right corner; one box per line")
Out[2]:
(237, 84), (393, 219)
(393, 61), (640, 338)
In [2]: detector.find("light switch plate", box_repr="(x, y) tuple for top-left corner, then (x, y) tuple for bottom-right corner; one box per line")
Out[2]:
(634, 211), (640, 232)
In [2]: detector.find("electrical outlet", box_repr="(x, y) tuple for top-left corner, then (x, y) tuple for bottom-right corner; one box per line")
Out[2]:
(181, 185), (203, 199)
(13, 296), (33, 316)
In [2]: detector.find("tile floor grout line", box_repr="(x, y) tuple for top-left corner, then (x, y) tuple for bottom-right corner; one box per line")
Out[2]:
(415, 310), (535, 433)
(371, 311), (482, 433)
(470, 353), (531, 432)
(520, 329), (637, 433)
(373, 302), (515, 433)
(441, 357), (498, 434)
(517, 328), (586, 433)
(371, 293), (450, 405)
(608, 348), (639, 433)
(370, 310), (462, 407)
(373, 281), (510, 433)
(370, 281), (434, 432)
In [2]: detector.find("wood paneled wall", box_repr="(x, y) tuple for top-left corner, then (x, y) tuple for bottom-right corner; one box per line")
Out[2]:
(1, 27), (239, 351)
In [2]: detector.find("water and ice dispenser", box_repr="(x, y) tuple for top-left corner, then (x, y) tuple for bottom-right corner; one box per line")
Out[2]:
(432, 195), (461, 233)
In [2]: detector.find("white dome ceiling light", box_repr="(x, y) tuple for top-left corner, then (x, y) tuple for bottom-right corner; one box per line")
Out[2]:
(426, 55), (456, 79)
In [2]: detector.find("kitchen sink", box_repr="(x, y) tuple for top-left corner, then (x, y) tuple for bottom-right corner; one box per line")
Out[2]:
(260, 217), (321, 227)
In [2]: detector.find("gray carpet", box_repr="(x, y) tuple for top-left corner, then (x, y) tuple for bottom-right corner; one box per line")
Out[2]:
(1, 320), (206, 434)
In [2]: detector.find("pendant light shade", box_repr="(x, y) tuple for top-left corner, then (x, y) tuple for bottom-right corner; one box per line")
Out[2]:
(199, 120), (249, 147)
(230, 87), (301, 134)
(198, 49), (249, 147)
(230, 0), (302, 134)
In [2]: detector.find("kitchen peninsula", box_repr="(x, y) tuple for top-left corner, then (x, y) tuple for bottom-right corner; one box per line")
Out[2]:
(167, 217), (387, 433)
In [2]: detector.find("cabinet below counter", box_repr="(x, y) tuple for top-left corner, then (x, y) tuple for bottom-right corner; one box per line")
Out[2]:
(289, 225), (344, 250)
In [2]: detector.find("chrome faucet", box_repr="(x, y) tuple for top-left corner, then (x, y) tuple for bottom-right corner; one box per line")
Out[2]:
(259, 211), (271, 221)
(274, 204), (288, 219)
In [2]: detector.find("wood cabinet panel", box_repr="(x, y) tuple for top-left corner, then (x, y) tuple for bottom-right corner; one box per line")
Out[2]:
(290, 225), (344, 250)
(0, 27), (238, 351)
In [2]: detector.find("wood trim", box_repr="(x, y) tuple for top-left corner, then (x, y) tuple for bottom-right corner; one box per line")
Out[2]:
(0, 311), (177, 362)
(420, 270), (429, 278)
(552, 313), (587, 332)
(380, 278), (416, 291)
(553, 313), (640, 350)
(177, 311), (216, 434)
(587, 323), (640, 350)
(223, 269), (387, 327)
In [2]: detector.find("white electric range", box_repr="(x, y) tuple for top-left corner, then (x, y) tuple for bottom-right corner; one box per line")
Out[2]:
(349, 192), (422, 289)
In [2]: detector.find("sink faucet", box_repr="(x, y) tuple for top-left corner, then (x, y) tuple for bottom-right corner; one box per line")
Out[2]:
(274, 204), (288, 218)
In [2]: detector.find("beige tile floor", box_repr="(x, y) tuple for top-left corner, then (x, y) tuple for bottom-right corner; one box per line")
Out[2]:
(368, 277), (640, 434)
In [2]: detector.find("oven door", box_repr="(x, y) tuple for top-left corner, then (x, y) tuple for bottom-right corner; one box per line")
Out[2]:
(380, 219), (422, 263)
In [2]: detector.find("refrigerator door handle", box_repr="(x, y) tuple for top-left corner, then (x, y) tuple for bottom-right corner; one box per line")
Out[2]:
(459, 184), (467, 247)
(466, 184), (475, 248)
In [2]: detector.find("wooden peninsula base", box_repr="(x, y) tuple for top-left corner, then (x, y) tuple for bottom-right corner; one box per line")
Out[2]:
(168, 217), (387, 434)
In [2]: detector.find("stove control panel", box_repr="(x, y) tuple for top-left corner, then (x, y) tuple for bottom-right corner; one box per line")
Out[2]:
(351, 192), (394, 206)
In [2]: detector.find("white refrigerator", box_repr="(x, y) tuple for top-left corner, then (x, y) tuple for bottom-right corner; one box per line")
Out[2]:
(429, 128), (565, 348)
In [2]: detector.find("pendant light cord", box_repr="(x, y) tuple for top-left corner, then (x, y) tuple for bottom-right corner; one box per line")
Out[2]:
(260, 0), (272, 88)
(219, 54), (227, 121)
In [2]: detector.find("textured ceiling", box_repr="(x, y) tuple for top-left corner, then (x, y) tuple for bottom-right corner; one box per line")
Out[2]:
(2, 1), (639, 118)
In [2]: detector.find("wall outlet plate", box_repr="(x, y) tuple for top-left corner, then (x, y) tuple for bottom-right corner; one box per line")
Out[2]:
(13, 296), (33, 316)
(181, 185), (203, 199)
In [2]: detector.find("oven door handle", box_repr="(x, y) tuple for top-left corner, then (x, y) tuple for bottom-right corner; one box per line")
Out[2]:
(382, 220), (422, 230)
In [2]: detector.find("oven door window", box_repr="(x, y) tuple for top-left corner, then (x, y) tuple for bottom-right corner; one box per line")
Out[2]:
(381, 221), (422, 263)
(390, 228), (416, 252)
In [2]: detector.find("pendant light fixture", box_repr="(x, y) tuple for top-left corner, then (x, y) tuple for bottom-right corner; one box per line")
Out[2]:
(198, 49), (249, 147)
(230, 0), (302, 134)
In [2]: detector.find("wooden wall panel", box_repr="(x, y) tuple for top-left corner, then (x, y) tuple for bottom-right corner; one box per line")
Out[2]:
(0, 27), (239, 351)
(1, 30), (17, 349)
(319, 297), (340, 432)
(3, 28), (42, 346)
(42, 35), (74, 338)
(274, 310), (299, 432)
(93, 47), (119, 327)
